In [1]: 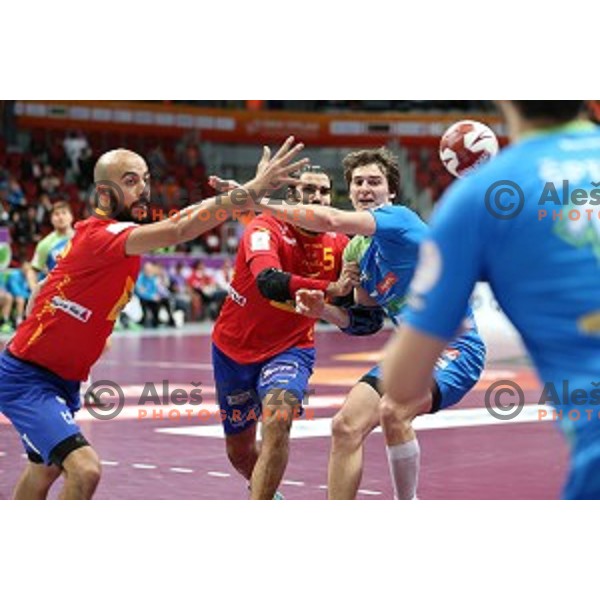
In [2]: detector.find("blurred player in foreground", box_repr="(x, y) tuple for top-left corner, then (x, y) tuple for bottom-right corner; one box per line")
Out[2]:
(0, 137), (306, 499)
(382, 101), (600, 499)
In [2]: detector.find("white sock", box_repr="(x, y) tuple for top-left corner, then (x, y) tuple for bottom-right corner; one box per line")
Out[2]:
(386, 438), (420, 500)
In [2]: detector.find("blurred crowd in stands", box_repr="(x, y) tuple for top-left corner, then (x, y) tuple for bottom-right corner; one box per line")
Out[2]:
(0, 126), (240, 332)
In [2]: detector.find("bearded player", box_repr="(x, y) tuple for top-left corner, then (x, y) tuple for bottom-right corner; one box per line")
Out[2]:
(210, 165), (358, 499)
(0, 137), (306, 499)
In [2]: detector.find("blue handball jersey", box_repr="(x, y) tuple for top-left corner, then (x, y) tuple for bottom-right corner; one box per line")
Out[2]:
(405, 122), (600, 415)
(353, 204), (478, 335)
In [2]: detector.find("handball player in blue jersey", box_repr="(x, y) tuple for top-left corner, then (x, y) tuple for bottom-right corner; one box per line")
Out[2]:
(381, 101), (600, 499)
(252, 148), (486, 499)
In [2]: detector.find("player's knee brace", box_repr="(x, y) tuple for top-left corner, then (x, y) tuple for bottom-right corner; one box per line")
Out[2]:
(340, 305), (385, 336)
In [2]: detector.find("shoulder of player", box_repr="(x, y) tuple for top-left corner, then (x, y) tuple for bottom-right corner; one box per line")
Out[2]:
(323, 231), (350, 248)
(83, 217), (139, 237)
(244, 214), (285, 238)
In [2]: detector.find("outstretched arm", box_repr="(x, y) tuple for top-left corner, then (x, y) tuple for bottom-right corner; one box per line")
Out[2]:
(209, 173), (377, 237)
(124, 137), (307, 256)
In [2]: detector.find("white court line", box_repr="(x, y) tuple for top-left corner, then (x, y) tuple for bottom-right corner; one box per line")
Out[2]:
(207, 471), (231, 478)
(132, 463), (158, 470)
(170, 467), (195, 474)
(101, 460), (119, 466)
(155, 404), (553, 440)
(357, 489), (383, 496)
(282, 480), (305, 487)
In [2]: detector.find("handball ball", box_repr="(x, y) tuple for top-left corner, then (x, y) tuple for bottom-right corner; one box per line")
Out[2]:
(439, 120), (499, 178)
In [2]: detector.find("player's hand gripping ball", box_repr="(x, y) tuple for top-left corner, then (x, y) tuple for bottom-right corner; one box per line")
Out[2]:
(439, 120), (499, 178)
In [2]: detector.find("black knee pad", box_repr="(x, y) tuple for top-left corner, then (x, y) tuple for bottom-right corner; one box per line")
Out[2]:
(358, 374), (383, 396)
(49, 433), (90, 468)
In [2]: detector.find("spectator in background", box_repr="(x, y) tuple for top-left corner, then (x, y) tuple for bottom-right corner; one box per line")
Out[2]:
(7, 178), (25, 209)
(147, 145), (168, 179)
(6, 263), (30, 327)
(24, 206), (41, 244)
(35, 193), (54, 229)
(11, 211), (30, 246)
(187, 259), (226, 321)
(135, 262), (161, 328)
(0, 199), (9, 227)
(0, 276), (14, 333)
(169, 262), (193, 321)
(63, 130), (89, 177)
(40, 165), (61, 196)
(212, 257), (234, 318)
(214, 257), (234, 291)
(155, 264), (176, 327)
(77, 146), (95, 189)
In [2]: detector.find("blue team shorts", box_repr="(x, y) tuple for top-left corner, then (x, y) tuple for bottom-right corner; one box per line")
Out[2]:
(0, 350), (85, 465)
(212, 343), (315, 436)
(361, 330), (486, 413)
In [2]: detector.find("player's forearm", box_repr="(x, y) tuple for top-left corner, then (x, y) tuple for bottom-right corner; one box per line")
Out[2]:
(125, 186), (255, 255)
(320, 304), (350, 328)
(257, 200), (375, 236)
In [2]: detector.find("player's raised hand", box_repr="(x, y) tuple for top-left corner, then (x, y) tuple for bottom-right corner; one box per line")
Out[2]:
(295, 289), (326, 318)
(327, 261), (361, 297)
(248, 136), (309, 199)
(341, 261), (361, 288)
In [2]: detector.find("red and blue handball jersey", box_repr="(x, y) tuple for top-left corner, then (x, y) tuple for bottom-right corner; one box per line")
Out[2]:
(212, 213), (349, 364)
(9, 217), (141, 381)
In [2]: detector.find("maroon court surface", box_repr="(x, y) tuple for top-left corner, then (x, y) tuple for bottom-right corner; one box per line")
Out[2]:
(0, 327), (568, 499)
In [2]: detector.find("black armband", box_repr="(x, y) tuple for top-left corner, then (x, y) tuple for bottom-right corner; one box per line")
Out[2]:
(256, 268), (292, 302)
(340, 304), (385, 336)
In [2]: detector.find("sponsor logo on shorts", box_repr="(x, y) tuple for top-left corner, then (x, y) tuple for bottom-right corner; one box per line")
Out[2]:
(61, 410), (75, 425)
(376, 272), (398, 295)
(261, 363), (298, 383)
(51, 296), (93, 323)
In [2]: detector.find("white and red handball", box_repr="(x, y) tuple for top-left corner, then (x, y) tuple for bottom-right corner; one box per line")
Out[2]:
(439, 120), (499, 178)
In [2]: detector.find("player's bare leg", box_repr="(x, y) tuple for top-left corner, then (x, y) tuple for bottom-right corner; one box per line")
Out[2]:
(328, 382), (381, 499)
(380, 389), (434, 500)
(250, 390), (297, 500)
(13, 463), (62, 499)
(58, 446), (102, 500)
(225, 423), (259, 480)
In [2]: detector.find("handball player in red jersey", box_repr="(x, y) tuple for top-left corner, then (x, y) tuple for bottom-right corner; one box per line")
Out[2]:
(0, 138), (306, 499)
(210, 166), (359, 499)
